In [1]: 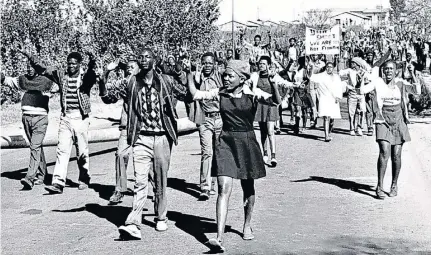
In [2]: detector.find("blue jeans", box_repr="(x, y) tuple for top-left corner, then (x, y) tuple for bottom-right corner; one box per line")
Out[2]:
(125, 134), (172, 228)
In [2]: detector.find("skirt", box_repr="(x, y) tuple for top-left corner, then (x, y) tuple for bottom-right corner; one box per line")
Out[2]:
(376, 104), (411, 145)
(254, 102), (279, 122)
(212, 130), (266, 180)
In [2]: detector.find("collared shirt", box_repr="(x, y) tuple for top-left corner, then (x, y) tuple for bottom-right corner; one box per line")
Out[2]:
(140, 81), (164, 133)
(196, 71), (222, 113)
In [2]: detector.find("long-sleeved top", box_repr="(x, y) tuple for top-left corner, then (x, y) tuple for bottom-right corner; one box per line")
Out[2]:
(100, 71), (187, 146)
(360, 77), (421, 124)
(2, 74), (53, 115)
(338, 68), (372, 97)
(28, 55), (98, 116)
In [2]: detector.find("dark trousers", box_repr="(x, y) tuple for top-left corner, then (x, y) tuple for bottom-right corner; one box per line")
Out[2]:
(22, 114), (48, 182)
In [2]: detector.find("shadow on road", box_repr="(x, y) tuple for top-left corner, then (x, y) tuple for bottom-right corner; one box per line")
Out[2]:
(53, 203), (130, 227)
(291, 176), (377, 199)
(317, 235), (431, 254)
(278, 127), (323, 141)
(168, 177), (201, 199)
(1, 147), (116, 186)
(141, 210), (242, 252)
(93, 116), (120, 127)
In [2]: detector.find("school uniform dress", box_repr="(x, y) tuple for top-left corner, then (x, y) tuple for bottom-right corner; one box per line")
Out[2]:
(253, 75), (280, 122)
(361, 77), (421, 145)
(193, 85), (270, 180)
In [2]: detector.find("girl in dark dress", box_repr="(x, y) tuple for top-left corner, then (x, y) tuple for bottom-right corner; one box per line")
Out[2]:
(185, 60), (281, 253)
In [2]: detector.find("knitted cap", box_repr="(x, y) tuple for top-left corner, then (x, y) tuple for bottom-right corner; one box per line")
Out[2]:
(351, 57), (365, 69)
(225, 60), (250, 79)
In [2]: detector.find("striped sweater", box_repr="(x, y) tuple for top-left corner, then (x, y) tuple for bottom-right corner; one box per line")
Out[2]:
(65, 76), (80, 113)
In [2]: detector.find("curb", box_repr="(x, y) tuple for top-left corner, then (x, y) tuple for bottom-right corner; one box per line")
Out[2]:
(1, 117), (198, 149)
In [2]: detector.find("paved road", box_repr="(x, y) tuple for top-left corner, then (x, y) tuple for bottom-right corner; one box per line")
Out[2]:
(2, 101), (431, 255)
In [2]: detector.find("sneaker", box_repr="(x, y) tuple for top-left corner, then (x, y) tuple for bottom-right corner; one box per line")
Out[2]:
(33, 179), (44, 185)
(109, 191), (124, 204)
(357, 128), (363, 136)
(209, 189), (217, 196)
(20, 178), (33, 190)
(78, 183), (89, 190)
(350, 130), (356, 136)
(199, 190), (210, 201)
(118, 225), (142, 240)
(263, 155), (269, 164)
(368, 129), (374, 136)
(155, 219), (168, 232)
(45, 184), (63, 194)
(275, 129), (281, 135)
(270, 158), (277, 167)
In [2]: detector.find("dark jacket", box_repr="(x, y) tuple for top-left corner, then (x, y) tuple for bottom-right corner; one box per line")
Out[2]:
(101, 72), (187, 146)
(29, 55), (98, 116)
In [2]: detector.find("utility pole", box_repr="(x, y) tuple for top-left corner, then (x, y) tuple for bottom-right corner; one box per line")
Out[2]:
(232, 0), (235, 55)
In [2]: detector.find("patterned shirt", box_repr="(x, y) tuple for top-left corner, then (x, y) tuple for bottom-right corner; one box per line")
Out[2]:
(65, 76), (80, 113)
(140, 82), (164, 132)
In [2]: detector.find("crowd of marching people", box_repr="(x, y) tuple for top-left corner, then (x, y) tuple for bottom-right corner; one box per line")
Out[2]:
(1, 24), (427, 252)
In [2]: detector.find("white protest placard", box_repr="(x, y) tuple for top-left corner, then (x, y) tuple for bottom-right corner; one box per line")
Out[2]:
(305, 25), (340, 55)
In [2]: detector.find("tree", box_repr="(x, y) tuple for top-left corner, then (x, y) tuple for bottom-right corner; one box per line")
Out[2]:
(302, 9), (333, 29)
(1, 0), (85, 103)
(1, 0), (85, 74)
(81, 0), (220, 63)
(389, 0), (406, 22)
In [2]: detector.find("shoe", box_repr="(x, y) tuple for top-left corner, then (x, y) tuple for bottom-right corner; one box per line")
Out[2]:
(270, 158), (277, 167)
(368, 129), (374, 136)
(350, 130), (356, 136)
(325, 137), (333, 142)
(357, 128), (363, 136)
(20, 178), (33, 190)
(78, 183), (89, 190)
(310, 122), (317, 129)
(109, 191), (124, 204)
(33, 179), (44, 185)
(199, 190), (210, 201)
(242, 227), (254, 240)
(155, 219), (168, 232)
(388, 186), (398, 197)
(263, 155), (269, 164)
(118, 225), (142, 240)
(209, 189), (216, 196)
(45, 184), (63, 194)
(206, 238), (225, 253)
(275, 129), (281, 135)
(376, 187), (385, 200)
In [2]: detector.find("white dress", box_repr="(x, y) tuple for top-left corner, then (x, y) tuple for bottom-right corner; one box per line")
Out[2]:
(310, 73), (344, 119)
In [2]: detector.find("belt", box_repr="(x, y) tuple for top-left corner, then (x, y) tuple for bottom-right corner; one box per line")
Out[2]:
(205, 112), (220, 118)
(139, 130), (166, 136)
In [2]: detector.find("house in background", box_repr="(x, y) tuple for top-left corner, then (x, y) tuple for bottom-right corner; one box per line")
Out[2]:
(331, 11), (371, 28)
(330, 6), (390, 27)
(218, 20), (258, 31)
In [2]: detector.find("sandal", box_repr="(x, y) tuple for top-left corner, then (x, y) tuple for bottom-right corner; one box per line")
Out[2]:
(388, 186), (398, 197)
(376, 187), (385, 200)
(206, 238), (225, 253)
(242, 227), (254, 240)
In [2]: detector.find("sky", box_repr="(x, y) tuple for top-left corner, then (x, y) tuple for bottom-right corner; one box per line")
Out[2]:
(216, 0), (391, 24)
